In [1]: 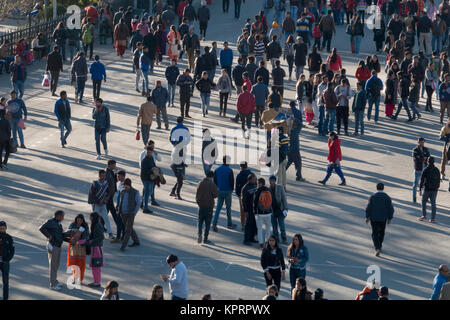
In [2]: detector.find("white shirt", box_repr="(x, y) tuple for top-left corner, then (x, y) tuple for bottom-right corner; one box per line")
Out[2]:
(168, 261), (189, 299)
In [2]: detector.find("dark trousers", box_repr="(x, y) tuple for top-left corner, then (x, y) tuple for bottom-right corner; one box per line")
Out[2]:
(264, 268), (282, 292)
(76, 78), (86, 100)
(219, 92), (229, 114)
(234, 0), (241, 18)
(180, 94), (190, 116)
(171, 166), (184, 195)
(50, 70), (60, 93)
(0, 262), (9, 300)
(93, 80), (102, 99)
(240, 113), (252, 130)
(336, 105), (349, 134)
(289, 267), (306, 290)
(198, 207), (213, 240)
(375, 40), (383, 52)
(223, 0), (230, 12)
(255, 105), (265, 127)
(244, 210), (257, 242)
(0, 140), (10, 166)
(94, 128), (107, 155)
(84, 41), (94, 60)
(120, 213), (139, 249)
(199, 21), (208, 38)
(370, 220), (386, 251)
(222, 65), (232, 79)
(322, 30), (333, 52)
(107, 197), (124, 239)
(422, 190), (437, 220)
(425, 85), (434, 111)
(286, 151), (302, 179)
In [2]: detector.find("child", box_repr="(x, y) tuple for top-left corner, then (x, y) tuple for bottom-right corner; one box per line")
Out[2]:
(312, 22), (322, 51)
(100, 280), (120, 300)
(262, 285), (278, 300)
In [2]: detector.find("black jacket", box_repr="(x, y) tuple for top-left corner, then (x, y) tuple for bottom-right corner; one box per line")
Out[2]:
(260, 246), (286, 272)
(195, 78), (215, 93)
(143, 33), (157, 59)
(202, 52), (216, 70)
(308, 52), (322, 72)
(105, 167), (117, 195)
(165, 65), (180, 85)
(294, 42), (308, 66)
(245, 62), (258, 84)
(140, 155), (156, 181)
(0, 233), (14, 263)
(242, 182), (257, 213)
(0, 117), (11, 142)
(176, 74), (194, 96)
(272, 67), (286, 86)
(384, 78), (396, 104)
(46, 50), (63, 72)
(254, 66), (270, 86)
(232, 64), (246, 86)
(412, 146), (430, 171)
(419, 164), (440, 192)
(183, 33), (200, 50)
(39, 218), (70, 247)
(417, 16), (432, 34)
(399, 77), (410, 98)
(365, 192), (394, 222)
(266, 41), (282, 60)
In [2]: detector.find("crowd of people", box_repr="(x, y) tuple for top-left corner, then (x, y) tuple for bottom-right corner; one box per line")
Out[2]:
(0, 0), (449, 301)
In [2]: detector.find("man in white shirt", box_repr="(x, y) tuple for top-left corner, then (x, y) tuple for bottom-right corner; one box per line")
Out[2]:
(160, 254), (188, 300)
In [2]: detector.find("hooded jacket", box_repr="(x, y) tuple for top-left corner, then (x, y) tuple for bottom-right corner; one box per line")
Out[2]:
(237, 90), (256, 114)
(327, 137), (342, 163)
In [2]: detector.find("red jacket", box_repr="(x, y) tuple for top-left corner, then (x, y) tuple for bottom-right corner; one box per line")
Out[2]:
(355, 66), (371, 81)
(243, 78), (252, 91)
(328, 138), (342, 163)
(85, 6), (99, 24)
(327, 54), (342, 71)
(177, 1), (188, 18)
(237, 91), (256, 114)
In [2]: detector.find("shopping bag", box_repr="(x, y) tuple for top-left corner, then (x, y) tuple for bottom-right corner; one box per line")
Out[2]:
(135, 130), (140, 141)
(42, 73), (50, 87)
(18, 119), (25, 129)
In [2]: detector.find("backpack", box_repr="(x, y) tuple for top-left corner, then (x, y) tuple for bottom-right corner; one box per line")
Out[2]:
(82, 25), (93, 44)
(257, 190), (272, 213)
(266, 0), (274, 9)
(369, 79), (381, 97)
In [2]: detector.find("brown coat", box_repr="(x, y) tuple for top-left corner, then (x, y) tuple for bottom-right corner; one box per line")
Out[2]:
(114, 23), (129, 41)
(196, 177), (218, 209)
(138, 101), (157, 125)
(322, 88), (338, 110)
(432, 20), (447, 35)
(319, 15), (336, 33)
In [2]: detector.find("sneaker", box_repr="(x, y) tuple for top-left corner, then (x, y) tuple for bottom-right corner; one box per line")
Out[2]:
(156, 126), (162, 129)
(352, 132), (359, 136)
(282, 238), (288, 245)
(441, 174), (446, 181)
(250, 238), (258, 243)
(259, 244), (264, 249)
(318, 180), (326, 185)
(96, 154), (101, 160)
(296, 177), (306, 182)
(197, 235), (202, 243)
(128, 242), (140, 247)
(428, 219), (436, 223)
(143, 208), (153, 214)
(104, 149), (108, 157)
(212, 225), (218, 232)
(418, 216), (427, 221)
(227, 224), (237, 230)
(176, 195), (183, 200)
(203, 239), (213, 245)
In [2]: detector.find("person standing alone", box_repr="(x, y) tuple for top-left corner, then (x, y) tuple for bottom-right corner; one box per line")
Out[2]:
(54, 91), (72, 148)
(365, 183), (394, 257)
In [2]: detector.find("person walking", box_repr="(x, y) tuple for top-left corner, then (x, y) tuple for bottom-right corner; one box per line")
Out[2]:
(152, 80), (170, 130)
(318, 131), (346, 186)
(276, 126), (290, 188)
(114, 19), (129, 57)
(165, 59), (180, 108)
(201, 129), (218, 175)
(285, 100), (304, 181)
(425, 62), (439, 112)
(160, 254), (189, 300)
(294, 36), (308, 80)
(196, 171), (219, 244)
(237, 84), (256, 138)
(195, 71), (216, 117)
(352, 81), (367, 136)
(393, 71), (414, 121)
(176, 69), (194, 118)
(268, 175), (288, 244)
(88, 170), (114, 239)
(54, 91), (72, 148)
(334, 78), (352, 136)
(105, 160), (124, 244)
(183, 27), (201, 72)
(137, 96), (157, 146)
(251, 76), (269, 128)
(52, 22), (67, 61)
(418, 157), (441, 223)
(235, 161), (253, 231)
(438, 73), (450, 124)
(133, 42), (143, 91)
(46, 46), (63, 96)
(197, 2), (210, 40)
(318, 11), (336, 52)
(0, 109), (11, 170)
(39, 210), (70, 290)
(0, 221), (14, 300)
(260, 235), (286, 293)
(365, 182), (394, 257)
(220, 42), (234, 79)
(439, 119), (450, 181)
(242, 173), (258, 245)
(216, 68), (233, 117)
(7, 90), (27, 149)
(287, 234), (309, 291)
(92, 98), (110, 159)
(412, 137), (430, 203)
(118, 178), (141, 251)
(253, 177), (273, 249)
(71, 51), (88, 103)
(212, 155), (236, 232)
(89, 55), (106, 100)
(82, 18), (95, 60)
(364, 70), (383, 123)
(9, 55), (26, 99)
(431, 265), (449, 300)
(88, 212), (105, 288)
(417, 10), (432, 56)
(169, 117), (190, 200)
(141, 146), (156, 214)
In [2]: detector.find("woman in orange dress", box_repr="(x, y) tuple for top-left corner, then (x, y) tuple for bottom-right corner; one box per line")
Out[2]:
(167, 25), (181, 62)
(66, 214), (89, 284)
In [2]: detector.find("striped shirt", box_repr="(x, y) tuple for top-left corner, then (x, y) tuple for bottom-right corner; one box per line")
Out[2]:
(296, 19), (310, 34)
(254, 41), (266, 57)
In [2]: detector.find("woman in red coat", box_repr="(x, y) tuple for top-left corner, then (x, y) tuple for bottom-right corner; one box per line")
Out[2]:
(355, 60), (371, 88)
(318, 132), (346, 185)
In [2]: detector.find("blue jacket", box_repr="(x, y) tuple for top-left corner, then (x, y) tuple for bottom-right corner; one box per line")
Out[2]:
(364, 76), (383, 98)
(289, 245), (309, 270)
(54, 98), (71, 121)
(92, 106), (110, 130)
(235, 169), (252, 197)
(7, 98), (27, 119)
(140, 53), (151, 72)
(214, 164), (234, 192)
(170, 123), (190, 146)
(89, 61), (106, 81)
(165, 65), (180, 85)
(289, 103), (302, 153)
(151, 87), (169, 108)
(220, 48), (233, 67)
(431, 273), (448, 300)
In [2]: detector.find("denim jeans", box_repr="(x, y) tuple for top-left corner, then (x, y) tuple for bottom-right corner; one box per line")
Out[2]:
(168, 83), (176, 106)
(295, 65), (304, 80)
(432, 34), (441, 53)
(323, 163), (345, 183)
(200, 92), (210, 116)
(76, 77), (86, 100)
(141, 124), (150, 146)
(354, 35), (362, 54)
(290, 5), (298, 20)
(94, 128), (107, 155)
(92, 204), (112, 234)
(323, 109), (336, 134)
(412, 170), (422, 200)
(11, 117), (24, 145)
(207, 69), (215, 82)
(212, 191), (232, 227)
(394, 98), (413, 119)
(354, 110), (364, 134)
(203, 163), (212, 176)
(198, 207), (213, 239)
(289, 267), (306, 290)
(318, 105), (325, 135)
(271, 213), (286, 242)
(0, 261), (10, 300)
(12, 80), (24, 99)
(422, 190), (437, 220)
(58, 119), (72, 144)
(141, 70), (149, 93)
(367, 96), (380, 122)
(409, 101), (421, 117)
(142, 180), (154, 210)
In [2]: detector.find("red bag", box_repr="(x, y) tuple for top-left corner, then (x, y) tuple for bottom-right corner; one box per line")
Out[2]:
(135, 130), (140, 141)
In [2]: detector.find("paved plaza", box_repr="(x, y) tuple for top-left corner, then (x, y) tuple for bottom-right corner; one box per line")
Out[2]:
(0, 0), (449, 300)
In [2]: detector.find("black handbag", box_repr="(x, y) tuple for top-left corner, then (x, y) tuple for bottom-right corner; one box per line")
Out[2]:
(8, 138), (17, 154)
(91, 248), (103, 267)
